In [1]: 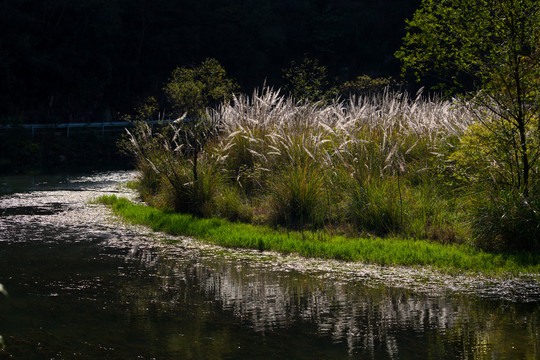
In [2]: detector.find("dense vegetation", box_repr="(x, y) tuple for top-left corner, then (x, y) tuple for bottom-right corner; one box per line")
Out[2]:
(120, 81), (538, 253)
(117, 0), (540, 255)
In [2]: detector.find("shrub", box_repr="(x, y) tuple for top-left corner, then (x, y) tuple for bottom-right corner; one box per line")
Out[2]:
(344, 177), (403, 236)
(471, 189), (540, 252)
(164, 58), (238, 118)
(268, 163), (327, 228)
(282, 56), (330, 103)
(215, 186), (253, 223)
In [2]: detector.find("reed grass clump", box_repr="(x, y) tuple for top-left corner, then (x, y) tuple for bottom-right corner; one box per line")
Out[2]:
(122, 87), (471, 238)
(267, 162), (328, 228)
(215, 186), (253, 223)
(121, 87), (539, 252)
(345, 177), (403, 236)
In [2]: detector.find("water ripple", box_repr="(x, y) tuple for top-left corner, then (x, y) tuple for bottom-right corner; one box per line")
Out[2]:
(1, 171), (539, 359)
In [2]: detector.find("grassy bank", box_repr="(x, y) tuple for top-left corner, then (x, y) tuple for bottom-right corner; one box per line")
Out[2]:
(120, 88), (539, 256)
(98, 195), (540, 275)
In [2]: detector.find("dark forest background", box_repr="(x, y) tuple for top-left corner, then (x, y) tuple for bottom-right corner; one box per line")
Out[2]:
(1, 0), (420, 124)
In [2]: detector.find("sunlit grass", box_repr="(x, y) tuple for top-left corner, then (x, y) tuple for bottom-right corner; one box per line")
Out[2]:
(98, 195), (540, 275)
(121, 88), (539, 252)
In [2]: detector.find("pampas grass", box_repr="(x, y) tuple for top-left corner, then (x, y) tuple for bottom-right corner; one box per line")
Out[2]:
(208, 88), (473, 239)
(123, 87), (478, 244)
(215, 88), (470, 186)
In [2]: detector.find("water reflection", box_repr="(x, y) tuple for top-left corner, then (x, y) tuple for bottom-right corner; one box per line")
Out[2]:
(0, 170), (135, 195)
(123, 245), (540, 359)
(0, 171), (539, 359)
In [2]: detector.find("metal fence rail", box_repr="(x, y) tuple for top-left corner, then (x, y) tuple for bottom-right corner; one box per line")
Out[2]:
(0, 120), (172, 138)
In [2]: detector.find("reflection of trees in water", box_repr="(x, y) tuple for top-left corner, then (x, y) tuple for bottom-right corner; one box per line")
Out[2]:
(121, 246), (539, 359)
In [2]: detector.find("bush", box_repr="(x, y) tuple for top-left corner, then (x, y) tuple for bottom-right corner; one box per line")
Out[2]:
(164, 58), (238, 118)
(282, 56), (330, 103)
(268, 163), (327, 228)
(345, 177), (403, 236)
(450, 122), (521, 189)
(471, 189), (540, 252)
(215, 186), (253, 223)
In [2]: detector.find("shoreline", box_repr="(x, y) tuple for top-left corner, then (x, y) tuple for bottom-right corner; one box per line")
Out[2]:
(97, 195), (540, 277)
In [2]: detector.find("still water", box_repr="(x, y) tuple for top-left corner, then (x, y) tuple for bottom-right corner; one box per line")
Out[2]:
(0, 171), (539, 359)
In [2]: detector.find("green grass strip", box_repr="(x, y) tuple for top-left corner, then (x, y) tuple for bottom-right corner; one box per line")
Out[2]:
(97, 195), (540, 276)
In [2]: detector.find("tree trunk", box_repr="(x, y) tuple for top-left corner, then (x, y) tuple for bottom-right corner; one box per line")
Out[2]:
(514, 58), (530, 197)
(518, 121), (530, 197)
(193, 149), (198, 182)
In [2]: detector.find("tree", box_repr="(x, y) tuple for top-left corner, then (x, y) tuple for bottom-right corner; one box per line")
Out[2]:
(163, 59), (238, 182)
(396, 0), (540, 197)
(338, 75), (400, 98)
(282, 56), (330, 103)
(164, 58), (238, 119)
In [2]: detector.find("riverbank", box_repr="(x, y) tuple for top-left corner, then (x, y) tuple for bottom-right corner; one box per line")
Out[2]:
(120, 89), (539, 254)
(3, 170), (540, 359)
(98, 195), (540, 276)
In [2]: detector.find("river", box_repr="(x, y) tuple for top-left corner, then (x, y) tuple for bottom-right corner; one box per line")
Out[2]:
(0, 171), (539, 359)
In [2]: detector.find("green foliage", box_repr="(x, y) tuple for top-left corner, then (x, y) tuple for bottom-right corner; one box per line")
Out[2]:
(449, 120), (539, 190)
(338, 75), (400, 97)
(282, 56), (330, 103)
(397, 0), (540, 195)
(135, 163), (163, 204)
(215, 186), (253, 223)
(397, 0), (540, 251)
(134, 96), (160, 121)
(165, 156), (223, 217)
(164, 58), (238, 118)
(122, 119), (224, 216)
(403, 182), (465, 244)
(345, 177), (402, 236)
(397, 0), (540, 94)
(121, 59), (239, 215)
(471, 189), (540, 252)
(448, 116), (540, 251)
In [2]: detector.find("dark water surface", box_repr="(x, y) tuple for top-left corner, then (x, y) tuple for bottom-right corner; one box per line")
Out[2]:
(0, 172), (539, 359)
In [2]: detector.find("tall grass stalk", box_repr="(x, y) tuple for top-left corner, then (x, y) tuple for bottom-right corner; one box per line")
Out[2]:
(122, 87), (484, 246)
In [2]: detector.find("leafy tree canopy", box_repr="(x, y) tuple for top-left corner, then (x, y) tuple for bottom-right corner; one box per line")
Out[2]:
(396, 0), (540, 94)
(396, 0), (540, 197)
(282, 56), (330, 103)
(164, 58), (238, 119)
